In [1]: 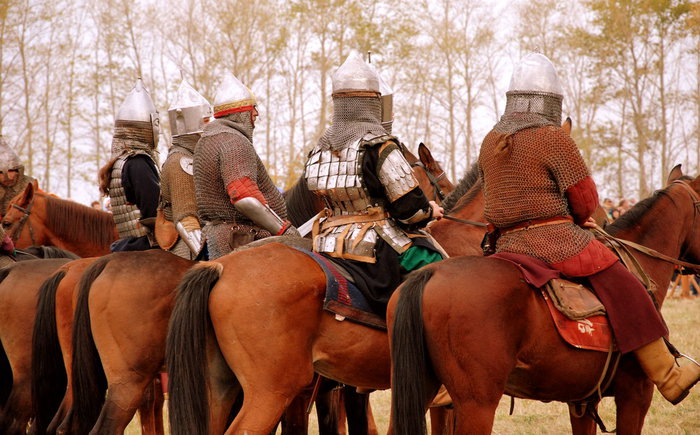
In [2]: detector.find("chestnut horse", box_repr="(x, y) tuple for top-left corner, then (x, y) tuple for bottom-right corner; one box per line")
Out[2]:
(60, 143), (454, 435)
(163, 165), (485, 434)
(0, 258), (74, 434)
(388, 170), (700, 435)
(1, 182), (117, 257)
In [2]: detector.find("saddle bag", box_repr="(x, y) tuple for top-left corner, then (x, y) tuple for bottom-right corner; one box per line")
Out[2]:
(545, 278), (606, 321)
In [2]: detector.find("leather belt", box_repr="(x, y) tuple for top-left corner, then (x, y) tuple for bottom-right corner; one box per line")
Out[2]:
(501, 215), (574, 235)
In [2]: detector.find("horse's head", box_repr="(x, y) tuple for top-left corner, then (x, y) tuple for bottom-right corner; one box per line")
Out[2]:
(2, 181), (37, 243)
(666, 165), (700, 266)
(403, 143), (454, 204)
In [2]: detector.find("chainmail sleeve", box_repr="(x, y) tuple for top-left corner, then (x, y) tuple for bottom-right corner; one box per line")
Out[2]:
(543, 128), (591, 193)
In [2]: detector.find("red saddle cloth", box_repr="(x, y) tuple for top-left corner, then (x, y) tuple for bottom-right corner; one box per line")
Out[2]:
(492, 253), (614, 352)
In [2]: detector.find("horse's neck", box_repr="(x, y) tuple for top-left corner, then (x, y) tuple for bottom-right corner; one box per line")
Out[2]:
(612, 210), (686, 306)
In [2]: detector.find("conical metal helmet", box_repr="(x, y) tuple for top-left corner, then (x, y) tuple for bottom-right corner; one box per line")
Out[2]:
(213, 72), (256, 118)
(116, 78), (160, 146)
(368, 62), (393, 130)
(168, 80), (212, 137)
(0, 135), (22, 174)
(508, 52), (563, 96)
(332, 51), (380, 94)
(504, 52), (563, 125)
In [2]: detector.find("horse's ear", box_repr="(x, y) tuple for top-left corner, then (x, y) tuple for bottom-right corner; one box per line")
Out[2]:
(32, 179), (39, 190)
(18, 180), (34, 206)
(666, 164), (684, 185)
(562, 117), (572, 136)
(418, 142), (436, 170)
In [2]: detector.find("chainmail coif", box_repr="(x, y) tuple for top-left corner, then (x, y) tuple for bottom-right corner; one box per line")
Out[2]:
(318, 96), (386, 152)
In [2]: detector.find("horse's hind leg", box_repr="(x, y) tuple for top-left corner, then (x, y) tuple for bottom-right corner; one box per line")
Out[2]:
(138, 378), (164, 435)
(0, 380), (32, 435)
(612, 360), (654, 435)
(451, 398), (500, 435)
(91, 375), (154, 434)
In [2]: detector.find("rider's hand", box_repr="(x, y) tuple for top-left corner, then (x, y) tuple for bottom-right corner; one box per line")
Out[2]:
(581, 217), (597, 229)
(429, 201), (444, 220)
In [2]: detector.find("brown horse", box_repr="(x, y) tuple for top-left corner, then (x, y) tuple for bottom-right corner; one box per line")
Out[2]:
(0, 258), (74, 434)
(388, 170), (700, 434)
(1, 182), (117, 256)
(163, 169), (484, 434)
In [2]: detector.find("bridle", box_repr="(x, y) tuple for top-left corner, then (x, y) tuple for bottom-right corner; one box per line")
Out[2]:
(6, 198), (36, 246)
(411, 161), (447, 203)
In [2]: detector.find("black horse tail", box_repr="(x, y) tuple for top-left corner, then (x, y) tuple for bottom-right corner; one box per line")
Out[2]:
(391, 268), (435, 435)
(166, 261), (224, 435)
(71, 256), (110, 435)
(31, 269), (68, 434)
(0, 266), (14, 412)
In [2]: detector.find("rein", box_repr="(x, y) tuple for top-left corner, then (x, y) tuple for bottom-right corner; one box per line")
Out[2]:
(596, 180), (700, 272)
(411, 161), (447, 203)
(10, 200), (36, 246)
(442, 214), (488, 227)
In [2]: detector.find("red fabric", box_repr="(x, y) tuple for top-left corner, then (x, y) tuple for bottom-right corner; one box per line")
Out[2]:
(587, 262), (667, 354)
(214, 105), (254, 118)
(490, 252), (561, 287)
(0, 235), (14, 254)
(565, 176), (599, 226)
(226, 177), (268, 205)
(542, 292), (613, 352)
(550, 239), (618, 277)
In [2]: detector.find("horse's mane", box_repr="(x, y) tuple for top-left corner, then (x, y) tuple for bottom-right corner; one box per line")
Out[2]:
(606, 190), (664, 235)
(284, 176), (322, 227)
(20, 245), (80, 259)
(45, 196), (116, 247)
(442, 163), (480, 213)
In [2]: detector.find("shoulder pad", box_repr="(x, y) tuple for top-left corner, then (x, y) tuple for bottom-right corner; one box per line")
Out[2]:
(360, 133), (397, 148)
(179, 156), (194, 175)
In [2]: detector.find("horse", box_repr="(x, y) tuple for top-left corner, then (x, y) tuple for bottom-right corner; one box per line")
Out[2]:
(162, 160), (487, 434)
(57, 141), (455, 435)
(388, 168), (700, 435)
(1, 182), (117, 257)
(0, 257), (75, 434)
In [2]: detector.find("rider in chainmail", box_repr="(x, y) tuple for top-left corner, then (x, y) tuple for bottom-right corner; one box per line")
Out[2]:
(193, 72), (298, 260)
(158, 80), (210, 260)
(0, 136), (36, 217)
(304, 52), (444, 316)
(98, 79), (161, 252)
(478, 52), (700, 405)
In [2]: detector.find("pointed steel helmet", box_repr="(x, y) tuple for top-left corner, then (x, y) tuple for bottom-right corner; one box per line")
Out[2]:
(213, 72), (256, 118)
(116, 78), (160, 146)
(368, 63), (394, 128)
(332, 51), (380, 94)
(0, 135), (22, 174)
(168, 80), (212, 137)
(508, 52), (563, 96)
(504, 53), (563, 125)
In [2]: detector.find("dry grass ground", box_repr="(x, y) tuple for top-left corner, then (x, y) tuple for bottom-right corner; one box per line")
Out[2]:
(127, 297), (699, 434)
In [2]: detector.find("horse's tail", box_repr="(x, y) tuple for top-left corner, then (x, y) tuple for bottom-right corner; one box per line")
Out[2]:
(31, 269), (68, 434)
(391, 268), (435, 435)
(0, 266), (13, 412)
(71, 256), (110, 435)
(166, 261), (224, 435)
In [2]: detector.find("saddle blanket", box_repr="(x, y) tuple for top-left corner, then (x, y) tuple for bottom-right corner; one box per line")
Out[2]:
(491, 253), (614, 352)
(294, 248), (387, 330)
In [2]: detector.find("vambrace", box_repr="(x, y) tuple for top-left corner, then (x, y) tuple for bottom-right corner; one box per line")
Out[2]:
(234, 197), (288, 235)
(176, 221), (203, 255)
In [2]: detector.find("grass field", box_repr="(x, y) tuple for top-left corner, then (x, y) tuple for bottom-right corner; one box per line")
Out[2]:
(128, 297), (699, 434)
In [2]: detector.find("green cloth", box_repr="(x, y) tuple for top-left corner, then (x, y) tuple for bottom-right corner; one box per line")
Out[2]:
(399, 245), (443, 272)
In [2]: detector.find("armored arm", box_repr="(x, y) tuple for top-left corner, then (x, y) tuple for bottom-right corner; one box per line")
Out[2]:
(227, 177), (299, 236)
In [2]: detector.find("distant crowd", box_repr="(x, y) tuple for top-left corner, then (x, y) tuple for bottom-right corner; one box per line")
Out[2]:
(602, 197), (635, 221)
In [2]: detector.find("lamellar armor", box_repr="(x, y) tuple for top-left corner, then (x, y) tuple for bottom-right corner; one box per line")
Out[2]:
(307, 52), (429, 263)
(109, 79), (160, 239)
(159, 80), (211, 258)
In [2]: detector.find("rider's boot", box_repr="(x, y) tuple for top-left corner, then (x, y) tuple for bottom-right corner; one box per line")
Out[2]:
(634, 338), (700, 405)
